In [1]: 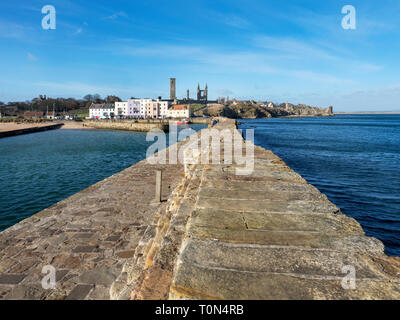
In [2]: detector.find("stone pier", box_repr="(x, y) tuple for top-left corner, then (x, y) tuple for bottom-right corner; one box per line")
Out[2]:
(0, 118), (399, 300)
(0, 123), (63, 139)
(131, 118), (400, 300)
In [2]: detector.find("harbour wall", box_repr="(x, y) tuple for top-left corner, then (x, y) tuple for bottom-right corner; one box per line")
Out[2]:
(0, 123), (63, 139)
(84, 120), (169, 132)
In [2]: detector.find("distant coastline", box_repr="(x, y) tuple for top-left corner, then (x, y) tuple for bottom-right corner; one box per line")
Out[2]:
(335, 111), (400, 114)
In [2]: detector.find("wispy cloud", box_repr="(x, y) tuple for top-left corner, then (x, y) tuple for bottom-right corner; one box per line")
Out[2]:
(34, 81), (136, 96)
(105, 11), (128, 20)
(110, 41), (351, 85)
(0, 20), (29, 41)
(27, 53), (38, 61)
(254, 35), (339, 61)
(220, 14), (250, 29)
(217, 88), (234, 96)
(206, 11), (250, 29)
(358, 63), (384, 71)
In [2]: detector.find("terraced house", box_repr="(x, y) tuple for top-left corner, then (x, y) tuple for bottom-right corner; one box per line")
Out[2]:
(89, 103), (115, 119)
(168, 104), (190, 118)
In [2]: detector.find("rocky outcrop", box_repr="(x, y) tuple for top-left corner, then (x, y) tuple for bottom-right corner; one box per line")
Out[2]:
(194, 103), (333, 119)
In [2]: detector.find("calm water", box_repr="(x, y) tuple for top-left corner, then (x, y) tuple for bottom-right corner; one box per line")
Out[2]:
(0, 124), (205, 231)
(240, 115), (400, 256)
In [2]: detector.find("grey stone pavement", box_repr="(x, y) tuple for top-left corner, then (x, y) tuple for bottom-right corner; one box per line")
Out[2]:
(0, 146), (185, 299)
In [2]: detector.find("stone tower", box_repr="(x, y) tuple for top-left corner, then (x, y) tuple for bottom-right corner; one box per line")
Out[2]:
(170, 78), (176, 100)
(196, 83), (208, 102)
(197, 83), (201, 101)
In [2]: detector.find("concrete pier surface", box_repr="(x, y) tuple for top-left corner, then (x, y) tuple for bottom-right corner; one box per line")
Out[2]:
(0, 118), (399, 299)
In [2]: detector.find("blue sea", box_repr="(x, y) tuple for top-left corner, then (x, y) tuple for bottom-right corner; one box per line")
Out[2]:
(239, 115), (400, 256)
(0, 124), (205, 232)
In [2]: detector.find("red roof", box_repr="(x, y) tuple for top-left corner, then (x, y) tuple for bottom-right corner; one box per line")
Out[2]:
(173, 105), (188, 110)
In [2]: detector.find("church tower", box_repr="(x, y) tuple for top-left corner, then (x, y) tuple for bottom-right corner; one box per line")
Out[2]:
(197, 83), (201, 101)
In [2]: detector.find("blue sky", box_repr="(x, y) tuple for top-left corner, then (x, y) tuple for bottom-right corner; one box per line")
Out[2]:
(1, 0), (400, 111)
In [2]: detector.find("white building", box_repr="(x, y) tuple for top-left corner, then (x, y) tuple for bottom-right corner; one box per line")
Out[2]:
(89, 103), (115, 119)
(114, 101), (128, 118)
(46, 111), (55, 120)
(130, 98), (152, 118)
(158, 99), (169, 118)
(168, 104), (190, 118)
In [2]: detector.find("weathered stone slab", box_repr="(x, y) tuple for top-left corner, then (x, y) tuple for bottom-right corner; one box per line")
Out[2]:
(66, 284), (94, 300)
(170, 262), (400, 300)
(201, 178), (316, 193)
(188, 224), (380, 250)
(199, 187), (327, 202)
(4, 284), (48, 300)
(0, 274), (27, 285)
(189, 209), (363, 235)
(196, 197), (339, 214)
(78, 266), (118, 286)
(179, 239), (383, 279)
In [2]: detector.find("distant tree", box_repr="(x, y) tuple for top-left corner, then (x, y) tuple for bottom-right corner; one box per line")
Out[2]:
(83, 94), (94, 102)
(106, 95), (122, 103)
(0, 101), (4, 106)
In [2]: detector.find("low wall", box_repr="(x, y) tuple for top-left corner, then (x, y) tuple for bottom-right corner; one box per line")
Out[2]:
(189, 118), (211, 125)
(84, 120), (169, 133)
(0, 123), (63, 139)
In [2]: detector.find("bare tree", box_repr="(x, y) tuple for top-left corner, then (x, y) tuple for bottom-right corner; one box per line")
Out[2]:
(83, 94), (94, 102)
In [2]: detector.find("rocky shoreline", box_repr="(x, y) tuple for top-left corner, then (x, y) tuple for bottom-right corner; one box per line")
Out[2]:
(194, 102), (333, 119)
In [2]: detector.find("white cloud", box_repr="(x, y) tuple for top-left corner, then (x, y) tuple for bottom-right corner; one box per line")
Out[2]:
(358, 63), (383, 71)
(112, 42), (350, 84)
(205, 10), (250, 29)
(34, 81), (136, 97)
(27, 53), (38, 61)
(217, 88), (234, 96)
(254, 35), (338, 61)
(105, 11), (128, 20)
(220, 15), (250, 29)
